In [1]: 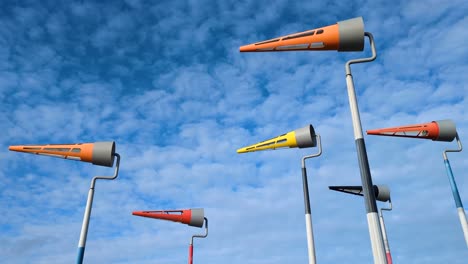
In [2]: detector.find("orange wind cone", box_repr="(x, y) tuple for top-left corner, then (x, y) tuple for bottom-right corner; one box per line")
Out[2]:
(9, 141), (116, 167)
(132, 208), (205, 228)
(240, 17), (364, 52)
(366, 120), (457, 142)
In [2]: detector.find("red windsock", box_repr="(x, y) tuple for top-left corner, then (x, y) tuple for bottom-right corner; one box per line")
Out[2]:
(366, 120), (456, 142)
(132, 208), (205, 228)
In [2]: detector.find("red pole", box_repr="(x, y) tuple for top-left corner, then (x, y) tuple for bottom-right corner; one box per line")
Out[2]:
(188, 243), (193, 264)
(386, 252), (393, 264)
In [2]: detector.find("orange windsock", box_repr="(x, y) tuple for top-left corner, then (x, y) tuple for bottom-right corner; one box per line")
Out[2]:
(240, 17), (364, 52)
(366, 120), (457, 142)
(132, 208), (205, 228)
(8, 141), (116, 167)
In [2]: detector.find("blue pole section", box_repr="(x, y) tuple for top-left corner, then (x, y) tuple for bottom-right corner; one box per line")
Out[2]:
(443, 158), (468, 247)
(443, 134), (468, 247)
(444, 159), (463, 208)
(77, 244), (86, 264)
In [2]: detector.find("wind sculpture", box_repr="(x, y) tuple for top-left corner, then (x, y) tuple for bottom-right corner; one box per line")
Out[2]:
(132, 208), (208, 264)
(240, 17), (388, 263)
(9, 142), (120, 264)
(238, 125), (321, 264)
(329, 185), (394, 264)
(367, 119), (468, 247)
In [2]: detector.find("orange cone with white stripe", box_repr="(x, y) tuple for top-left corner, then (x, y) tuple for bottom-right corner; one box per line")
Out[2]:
(9, 142), (116, 167)
(240, 17), (364, 52)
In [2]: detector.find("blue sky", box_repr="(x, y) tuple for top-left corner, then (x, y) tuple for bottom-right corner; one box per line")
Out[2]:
(0, 0), (467, 263)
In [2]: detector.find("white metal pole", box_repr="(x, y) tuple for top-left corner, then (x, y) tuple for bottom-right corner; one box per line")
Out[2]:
(301, 135), (322, 264)
(344, 33), (387, 264)
(76, 153), (120, 264)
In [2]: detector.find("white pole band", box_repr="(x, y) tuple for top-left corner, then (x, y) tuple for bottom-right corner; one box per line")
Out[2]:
(305, 213), (317, 264)
(346, 75), (364, 140)
(457, 207), (468, 248)
(367, 213), (388, 264)
(78, 188), (94, 248)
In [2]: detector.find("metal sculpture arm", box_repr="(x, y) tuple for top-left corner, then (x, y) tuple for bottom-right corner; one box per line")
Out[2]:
(189, 217), (208, 264)
(77, 153), (120, 264)
(443, 133), (462, 159)
(301, 135), (322, 264)
(90, 153), (121, 189)
(379, 199), (393, 264)
(345, 32), (377, 75)
(191, 217), (208, 244)
(442, 134), (468, 247)
(302, 135), (322, 168)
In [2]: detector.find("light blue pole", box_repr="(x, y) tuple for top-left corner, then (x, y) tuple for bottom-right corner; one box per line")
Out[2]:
(76, 153), (120, 264)
(443, 134), (468, 247)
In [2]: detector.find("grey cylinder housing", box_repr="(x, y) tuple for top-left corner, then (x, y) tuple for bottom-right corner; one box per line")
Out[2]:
(92, 141), (116, 167)
(374, 185), (391, 202)
(189, 208), (205, 228)
(337, 17), (365, 52)
(435, 120), (457, 142)
(295, 125), (317, 148)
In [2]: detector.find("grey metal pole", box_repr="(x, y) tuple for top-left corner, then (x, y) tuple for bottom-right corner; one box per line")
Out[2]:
(443, 134), (468, 247)
(76, 153), (120, 264)
(344, 32), (387, 264)
(301, 135), (322, 264)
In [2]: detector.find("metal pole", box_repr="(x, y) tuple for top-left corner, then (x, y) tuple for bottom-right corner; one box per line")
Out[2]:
(443, 134), (468, 247)
(301, 135), (322, 264)
(345, 32), (387, 264)
(76, 153), (120, 264)
(379, 200), (393, 264)
(189, 217), (208, 264)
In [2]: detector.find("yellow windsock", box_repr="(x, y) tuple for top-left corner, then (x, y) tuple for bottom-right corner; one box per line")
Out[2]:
(237, 125), (316, 153)
(9, 141), (116, 167)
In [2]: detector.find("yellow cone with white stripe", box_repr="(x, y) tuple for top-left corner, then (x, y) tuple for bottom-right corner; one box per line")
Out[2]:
(237, 125), (316, 153)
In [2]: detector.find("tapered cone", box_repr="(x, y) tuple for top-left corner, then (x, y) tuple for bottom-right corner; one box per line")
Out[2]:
(132, 208), (205, 228)
(237, 125), (316, 153)
(329, 185), (390, 202)
(9, 141), (116, 167)
(367, 120), (457, 142)
(240, 17), (364, 52)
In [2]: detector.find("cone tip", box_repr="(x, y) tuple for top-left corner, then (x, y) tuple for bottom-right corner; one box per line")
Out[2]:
(9, 145), (21, 151)
(366, 129), (378, 135)
(328, 186), (345, 192)
(239, 44), (255, 52)
(132, 211), (144, 216)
